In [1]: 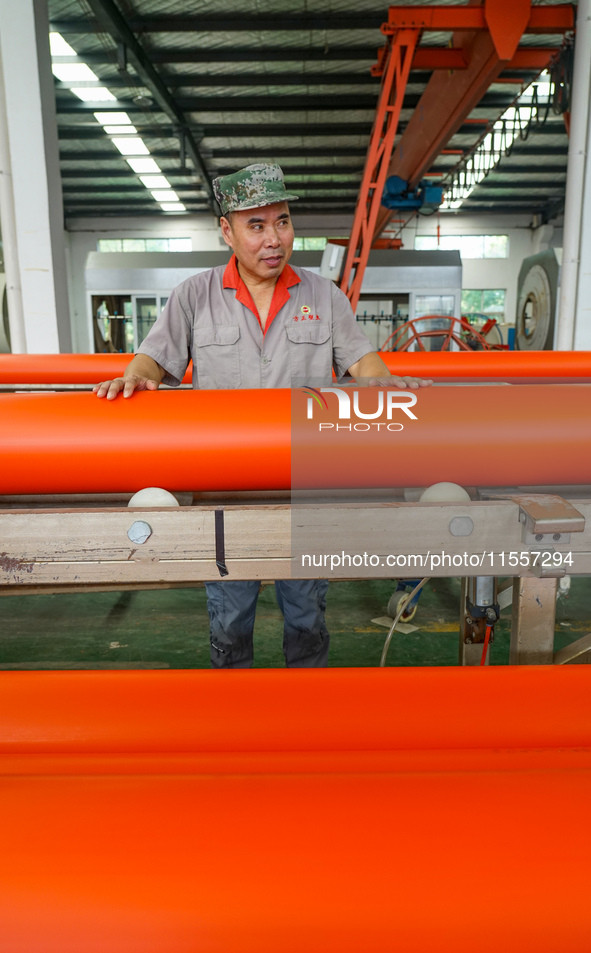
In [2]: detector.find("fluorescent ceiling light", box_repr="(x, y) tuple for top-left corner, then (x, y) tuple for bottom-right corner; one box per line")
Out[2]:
(51, 63), (98, 82)
(151, 190), (179, 202)
(126, 157), (161, 174)
(111, 137), (150, 156)
(71, 87), (117, 102)
(140, 175), (171, 189)
(49, 33), (76, 56)
(104, 125), (138, 135)
(160, 203), (186, 212)
(94, 111), (131, 125)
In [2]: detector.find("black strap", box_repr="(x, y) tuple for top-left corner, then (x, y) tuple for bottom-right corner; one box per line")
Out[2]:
(215, 509), (229, 577)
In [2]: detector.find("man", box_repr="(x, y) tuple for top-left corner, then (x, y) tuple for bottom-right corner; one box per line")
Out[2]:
(94, 163), (430, 669)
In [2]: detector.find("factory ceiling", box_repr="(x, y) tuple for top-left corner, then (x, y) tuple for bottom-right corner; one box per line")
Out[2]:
(48, 0), (574, 226)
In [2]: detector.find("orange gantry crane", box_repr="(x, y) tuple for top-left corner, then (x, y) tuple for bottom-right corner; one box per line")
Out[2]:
(340, 1), (575, 311)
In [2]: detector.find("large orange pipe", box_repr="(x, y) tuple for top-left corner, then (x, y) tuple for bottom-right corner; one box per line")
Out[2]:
(1, 385), (590, 492)
(379, 349), (591, 379)
(2, 351), (591, 384)
(1, 666), (591, 951)
(0, 353), (191, 384)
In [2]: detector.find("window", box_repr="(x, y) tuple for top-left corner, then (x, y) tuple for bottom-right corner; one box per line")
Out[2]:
(483, 235), (508, 258)
(414, 234), (508, 259)
(292, 237), (328, 251)
(121, 239), (145, 252)
(145, 239), (169, 252)
(415, 295), (455, 318)
(461, 289), (506, 318)
(97, 237), (192, 252)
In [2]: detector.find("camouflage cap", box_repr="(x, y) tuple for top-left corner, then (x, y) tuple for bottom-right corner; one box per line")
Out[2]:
(213, 163), (299, 215)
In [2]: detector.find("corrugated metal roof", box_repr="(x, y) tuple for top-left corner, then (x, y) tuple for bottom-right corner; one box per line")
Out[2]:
(49, 0), (573, 220)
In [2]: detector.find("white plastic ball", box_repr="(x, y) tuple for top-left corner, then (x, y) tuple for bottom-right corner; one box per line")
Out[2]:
(419, 482), (471, 503)
(128, 487), (180, 508)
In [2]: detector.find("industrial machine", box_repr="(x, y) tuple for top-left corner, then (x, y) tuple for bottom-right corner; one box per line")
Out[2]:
(381, 174), (443, 211)
(515, 248), (562, 351)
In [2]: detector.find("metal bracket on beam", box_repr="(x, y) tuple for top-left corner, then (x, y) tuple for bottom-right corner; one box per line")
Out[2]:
(513, 494), (585, 542)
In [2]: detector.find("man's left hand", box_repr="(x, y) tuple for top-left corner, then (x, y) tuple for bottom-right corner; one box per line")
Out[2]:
(368, 376), (433, 389)
(347, 353), (432, 388)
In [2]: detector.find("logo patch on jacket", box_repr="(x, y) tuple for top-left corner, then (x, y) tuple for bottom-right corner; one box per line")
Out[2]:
(293, 305), (320, 321)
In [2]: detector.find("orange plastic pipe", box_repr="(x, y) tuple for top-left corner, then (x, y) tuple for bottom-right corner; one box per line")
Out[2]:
(1, 351), (591, 384)
(0, 353), (192, 384)
(1, 385), (590, 493)
(1, 666), (591, 952)
(379, 349), (591, 379)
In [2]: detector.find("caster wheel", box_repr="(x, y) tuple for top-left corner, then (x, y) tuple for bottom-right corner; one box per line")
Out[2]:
(387, 591), (418, 623)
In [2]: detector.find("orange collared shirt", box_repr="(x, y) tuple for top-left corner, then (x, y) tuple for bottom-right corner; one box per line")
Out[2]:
(222, 254), (301, 335)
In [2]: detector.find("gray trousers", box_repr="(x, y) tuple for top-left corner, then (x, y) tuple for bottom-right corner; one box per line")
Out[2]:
(205, 579), (330, 668)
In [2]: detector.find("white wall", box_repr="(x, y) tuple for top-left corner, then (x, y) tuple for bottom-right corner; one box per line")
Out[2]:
(65, 209), (561, 352)
(396, 212), (538, 325)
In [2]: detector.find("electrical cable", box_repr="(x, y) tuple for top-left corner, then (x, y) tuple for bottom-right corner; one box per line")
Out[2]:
(380, 577), (429, 667)
(480, 624), (492, 666)
(443, 43), (574, 206)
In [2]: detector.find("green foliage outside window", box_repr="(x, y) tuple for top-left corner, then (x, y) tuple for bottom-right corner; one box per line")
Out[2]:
(293, 237), (328, 251)
(461, 289), (506, 317)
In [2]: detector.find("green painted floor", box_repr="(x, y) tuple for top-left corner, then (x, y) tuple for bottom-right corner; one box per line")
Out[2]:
(1, 577), (589, 669)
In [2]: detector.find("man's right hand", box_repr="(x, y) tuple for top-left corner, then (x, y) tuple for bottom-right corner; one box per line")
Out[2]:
(93, 375), (161, 400)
